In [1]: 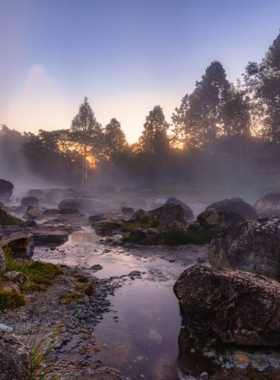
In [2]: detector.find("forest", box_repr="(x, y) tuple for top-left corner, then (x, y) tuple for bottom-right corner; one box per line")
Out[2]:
(2, 30), (280, 187)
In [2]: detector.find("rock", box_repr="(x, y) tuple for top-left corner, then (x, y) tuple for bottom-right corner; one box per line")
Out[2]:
(23, 205), (40, 219)
(209, 217), (280, 280)
(174, 265), (280, 346)
(206, 197), (257, 220)
(127, 228), (162, 245)
(20, 196), (39, 207)
(59, 206), (80, 214)
(0, 201), (4, 208)
(0, 330), (31, 380)
(148, 203), (185, 225)
(58, 198), (110, 212)
(197, 208), (245, 234)
(20, 220), (37, 228)
(1, 281), (21, 293)
(3, 271), (30, 285)
(0, 179), (14, 199)
(90, 264), (103, 271)
(0, 247), (6, 273)
(130, 209), (149, 220)
(42, 208), (60, 216)
(27, 189), (46, 199)
(254, 191), (280, 217)
(61, 366), (127, 380)
(45, 188), (77, 201)
(1, 234), (34, 259)
(187, 221), (204, 233)
(166, 197), (194, 220)
(131, 198), (147, 209)
(0, 324), (13, 333)
(31, 225), (70, 245)
(121, 206), (134, 216)
(89, 214), (107, 225)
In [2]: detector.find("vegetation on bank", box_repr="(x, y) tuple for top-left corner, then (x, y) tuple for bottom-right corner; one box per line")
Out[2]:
(95, 215), (161, 233)
(0, 209), (22, 226)
(162, 227), (213, 246)
(0, 249), (63, 310)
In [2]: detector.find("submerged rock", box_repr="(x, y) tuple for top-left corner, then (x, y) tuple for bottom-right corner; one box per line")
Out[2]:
(254, 191), (280, 217)
(174, 265), (280, 346)
(197, 208), (245, 234)
(148, 203), (185, 225)
(0, 330), (31, 380)
(0, 179), (14, 199)
(206, 197), (257, 220)
(209, 217), (280, 280)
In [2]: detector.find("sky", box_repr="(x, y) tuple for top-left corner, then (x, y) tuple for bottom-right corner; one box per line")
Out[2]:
(1, 0), (280, 144)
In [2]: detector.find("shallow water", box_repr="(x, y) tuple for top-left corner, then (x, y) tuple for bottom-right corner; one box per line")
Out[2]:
(34, 230), (206, 380)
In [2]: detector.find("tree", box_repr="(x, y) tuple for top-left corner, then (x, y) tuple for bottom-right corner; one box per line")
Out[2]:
(244, 31), (280, 145)
(171, 94), (191, 149)
(188, 61), (231, 151)
(22, 129), (82, 183)
(139, 105), (170, 154)
(71, 97), (103, 184)
(103, 118), (127, 159)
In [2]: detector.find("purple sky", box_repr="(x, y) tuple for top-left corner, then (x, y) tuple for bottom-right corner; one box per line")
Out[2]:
(1, 0), (280, 143)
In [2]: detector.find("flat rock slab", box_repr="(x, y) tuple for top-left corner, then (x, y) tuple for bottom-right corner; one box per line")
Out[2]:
(174, 265), (280, 346)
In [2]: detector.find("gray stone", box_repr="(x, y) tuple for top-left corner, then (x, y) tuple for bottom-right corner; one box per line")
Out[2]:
(0, 179), (14, 199)
(206, 197), (257, 220)
(0, 330), (31, 380)
(209, 217), (280, 280)
(0, 247), (6, 273)
(254, 191), (280, 217)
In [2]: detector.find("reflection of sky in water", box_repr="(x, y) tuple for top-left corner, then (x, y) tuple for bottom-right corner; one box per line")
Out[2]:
(33, 230), (203, 379)
(94, 282), (181, 380)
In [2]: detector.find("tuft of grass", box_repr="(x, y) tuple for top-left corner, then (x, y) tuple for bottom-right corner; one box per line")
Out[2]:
(4, 250), (63, 285)
(28, 322), (63, 380)
(75, 283), (95, 296)
(0, 288), (26, 309)
(163, 228), (213, 246)
(74, 274), (89, 283)
(59, 292), (83, 304)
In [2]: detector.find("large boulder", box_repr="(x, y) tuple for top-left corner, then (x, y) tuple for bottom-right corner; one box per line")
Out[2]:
(197, 208), (245, 234)
(174, 265), (280, 346)
(148, 203), (185, 225)
(206, 197), (257, 220)
(27, 189), (46, 199)
(58, 198), (110, 212)
(0, 247), (6, 273)
(209, 217), (280, 280)
(0, 330), (31, 380)
(254, 191), (280, 217)
(0, 179), (14, 199)
(166, 197), (194, 220)
(20, 196), (39, 207)
(1, 234), (34, 259)
(127, 228), (162, 245)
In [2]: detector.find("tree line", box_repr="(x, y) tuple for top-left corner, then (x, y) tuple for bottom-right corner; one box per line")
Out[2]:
(2, 30), (280, 186)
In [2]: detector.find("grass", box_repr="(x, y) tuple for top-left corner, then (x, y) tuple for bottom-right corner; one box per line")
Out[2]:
(95, 216), (161, 233)
(0, 288), (26, 309)
(162, 228), (214, 246)
(0, 249), (63, 310)
(0, 209), (22, 225)
(4, 250), (63, 285)
(59, 292), (83, 304)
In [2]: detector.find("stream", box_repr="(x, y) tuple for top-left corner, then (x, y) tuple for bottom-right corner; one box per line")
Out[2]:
(34, 229), (208, 380)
